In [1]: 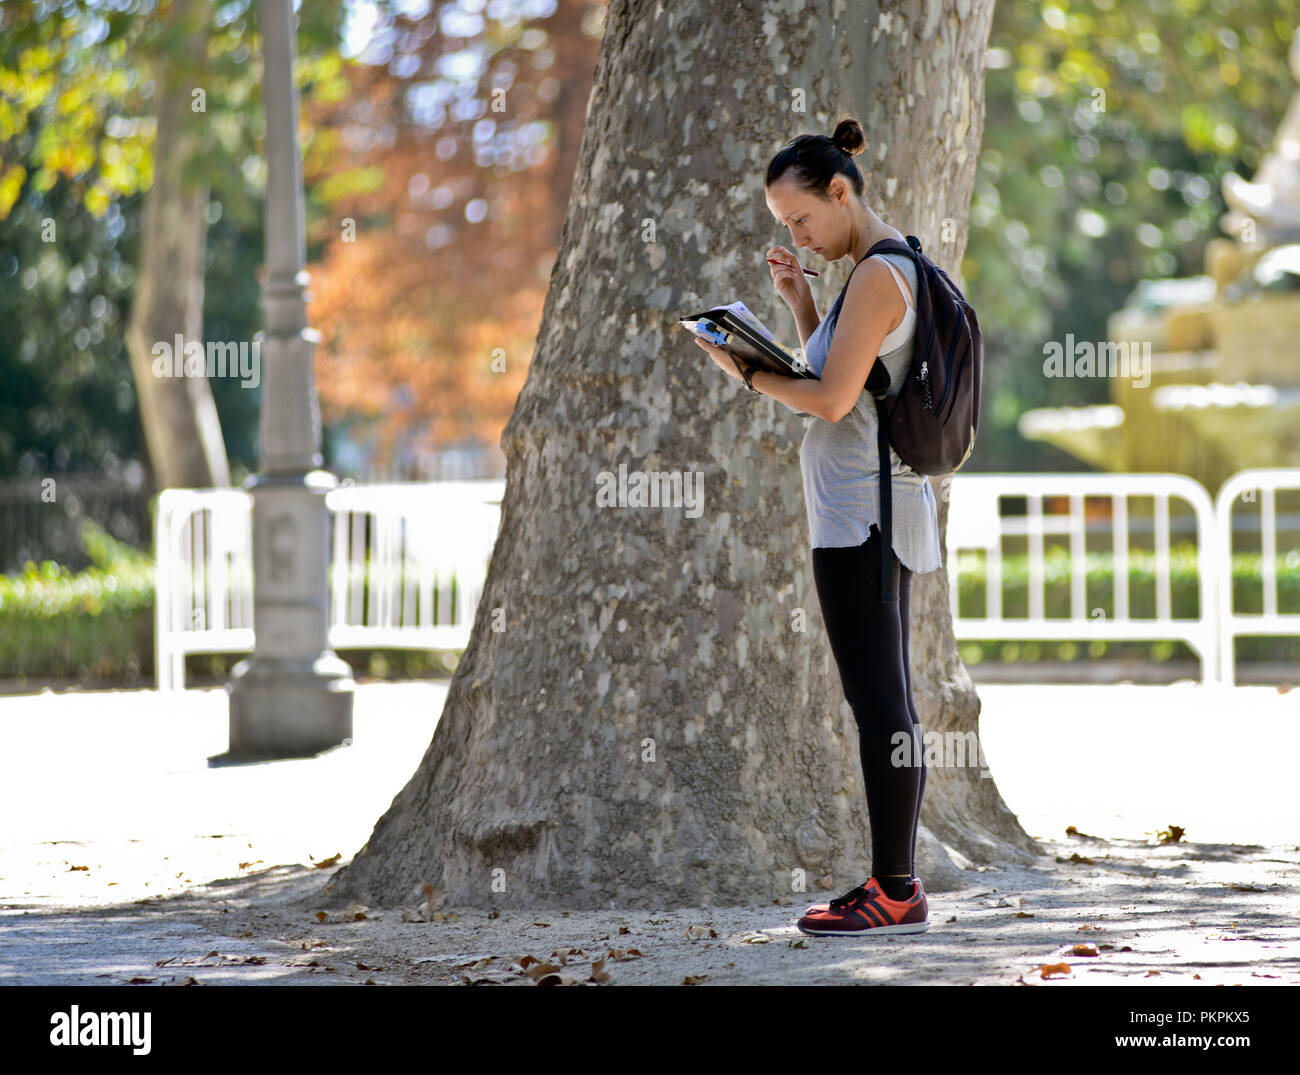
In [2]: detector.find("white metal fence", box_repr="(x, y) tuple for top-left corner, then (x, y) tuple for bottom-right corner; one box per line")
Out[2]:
(946, 469), (1300, 684)
(155, 470), (1298, 689)
(155, 480), (504, 691)
(1214, 469), (1300, 686)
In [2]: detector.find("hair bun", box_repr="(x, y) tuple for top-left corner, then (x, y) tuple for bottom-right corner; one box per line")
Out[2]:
(831, 117), (867, 157)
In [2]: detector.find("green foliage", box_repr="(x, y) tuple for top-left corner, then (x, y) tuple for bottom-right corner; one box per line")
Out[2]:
(0, 520), (154, 682)
(965, 0), (1300, 470)
(0, 521), (463, 684)
(0, 176), (142, 475)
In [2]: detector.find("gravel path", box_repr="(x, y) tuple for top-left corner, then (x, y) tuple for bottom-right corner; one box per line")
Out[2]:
(2, 682), (1297, 987)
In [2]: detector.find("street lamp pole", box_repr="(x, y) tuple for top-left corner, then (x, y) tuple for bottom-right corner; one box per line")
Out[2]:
(223, 0), (354, 760)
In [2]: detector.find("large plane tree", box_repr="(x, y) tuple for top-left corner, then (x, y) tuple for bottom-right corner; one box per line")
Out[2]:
(325, 0), (1039, 911)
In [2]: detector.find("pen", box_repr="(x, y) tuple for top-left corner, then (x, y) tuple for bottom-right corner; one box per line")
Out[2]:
(766, 258), (820, 277)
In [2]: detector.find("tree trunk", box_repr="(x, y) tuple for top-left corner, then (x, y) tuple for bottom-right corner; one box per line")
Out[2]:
(125, 4), (229, 492)
(326, 0), (1039, 911)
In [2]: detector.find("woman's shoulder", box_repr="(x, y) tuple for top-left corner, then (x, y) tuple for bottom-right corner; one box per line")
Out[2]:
(837, 254), (909, 332)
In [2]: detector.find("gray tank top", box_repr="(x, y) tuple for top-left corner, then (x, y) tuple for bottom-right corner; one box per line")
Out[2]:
(798, 250), (942, 573)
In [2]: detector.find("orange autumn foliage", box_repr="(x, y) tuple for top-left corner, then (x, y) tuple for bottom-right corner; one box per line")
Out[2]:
(302, 0), (604, 471)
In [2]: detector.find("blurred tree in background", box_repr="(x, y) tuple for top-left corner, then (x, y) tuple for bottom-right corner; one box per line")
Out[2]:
(0, 0), (347, 486)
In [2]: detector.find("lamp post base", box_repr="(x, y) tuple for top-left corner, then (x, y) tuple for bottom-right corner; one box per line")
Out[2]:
(220, 654), (354, 761)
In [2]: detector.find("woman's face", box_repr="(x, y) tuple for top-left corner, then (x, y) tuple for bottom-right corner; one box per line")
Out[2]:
(765, 175), (849, 260)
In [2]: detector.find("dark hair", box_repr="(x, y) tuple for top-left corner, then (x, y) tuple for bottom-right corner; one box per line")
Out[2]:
(765, 117), (867, 201)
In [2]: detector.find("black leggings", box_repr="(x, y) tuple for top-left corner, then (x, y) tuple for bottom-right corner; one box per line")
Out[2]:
(811, 523), (926, 879)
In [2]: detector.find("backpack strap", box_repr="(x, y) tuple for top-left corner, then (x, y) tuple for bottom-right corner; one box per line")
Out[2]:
(873, 392), (896, 604)
(862, 236), (923, 604)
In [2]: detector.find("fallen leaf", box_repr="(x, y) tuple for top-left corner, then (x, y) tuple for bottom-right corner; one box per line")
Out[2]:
(589, 957), (611, 984)
(155, 957), (176, 968)
(684, 925), (710, 940)
(68, 865), (89, 872)
(607, 948), (642, 961)
(617, 926), (630, 935)
(1146, 969), (1161, 976)
(740, 934), (771, 944)
(1039, 963), (1071, 979)
(535, 971), (583, 986)
(683, 974), (708, 985)
(523, 961), (562, 982)
(312, 852), (342, 868)
(419, 885), (446, 918)
(314, 911), (328, 923)
(1071, 943), (1100, 957)
(126, 977), (155, 984)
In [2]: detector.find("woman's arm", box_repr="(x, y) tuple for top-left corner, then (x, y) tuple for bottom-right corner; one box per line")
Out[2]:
(790, 295), (822, 354)
(697, 257), (905, 422)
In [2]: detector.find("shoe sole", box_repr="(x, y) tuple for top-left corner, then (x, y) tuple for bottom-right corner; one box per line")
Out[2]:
(797, 919), (930, 937)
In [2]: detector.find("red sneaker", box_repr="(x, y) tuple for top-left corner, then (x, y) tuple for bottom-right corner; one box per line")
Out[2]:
(797, 876), (929, 936)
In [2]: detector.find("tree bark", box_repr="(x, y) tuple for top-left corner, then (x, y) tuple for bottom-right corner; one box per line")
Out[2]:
(124, 2), (230, 492)
(326, 0), (1039, 911)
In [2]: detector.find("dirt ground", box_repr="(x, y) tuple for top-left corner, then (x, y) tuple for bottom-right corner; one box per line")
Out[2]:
(2, 682), (1297, 987)
(4, 832), (1298, 987)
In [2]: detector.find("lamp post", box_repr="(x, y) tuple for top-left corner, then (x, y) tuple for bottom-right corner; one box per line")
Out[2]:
(222, 0), (354, 760)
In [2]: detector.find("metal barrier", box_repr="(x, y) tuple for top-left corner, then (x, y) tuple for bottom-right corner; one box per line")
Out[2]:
(155, 470), (1298, 690)
(155, 480), (504, 690)
(155, 489), (255, 693)
(946, 473), (1220, 681)
(1214, 469), (1300, 686)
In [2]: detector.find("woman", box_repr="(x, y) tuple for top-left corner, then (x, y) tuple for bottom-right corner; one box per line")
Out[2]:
(694, 117), (941, 937)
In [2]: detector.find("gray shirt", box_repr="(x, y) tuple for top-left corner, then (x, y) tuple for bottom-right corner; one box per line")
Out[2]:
(798, 251), (942, 573)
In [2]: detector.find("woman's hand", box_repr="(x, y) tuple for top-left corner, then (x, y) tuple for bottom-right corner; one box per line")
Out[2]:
(694, 336), (748, 385)
(766, 245), (814, 311)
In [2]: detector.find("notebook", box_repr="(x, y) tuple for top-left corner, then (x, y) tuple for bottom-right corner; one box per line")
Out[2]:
(679, 300), (818, 380)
